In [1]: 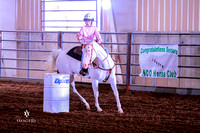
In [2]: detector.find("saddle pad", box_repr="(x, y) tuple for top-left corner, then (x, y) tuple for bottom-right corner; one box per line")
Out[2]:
(66, 46), (82, 61)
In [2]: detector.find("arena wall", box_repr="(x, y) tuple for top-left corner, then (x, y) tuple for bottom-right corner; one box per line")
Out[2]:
(0, 31), (199, 95)
(0, 0), (17, 77)
(6, 32), (199, 89)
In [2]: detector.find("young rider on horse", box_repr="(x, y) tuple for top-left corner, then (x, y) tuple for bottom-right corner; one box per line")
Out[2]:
(76, 13), (102, 76)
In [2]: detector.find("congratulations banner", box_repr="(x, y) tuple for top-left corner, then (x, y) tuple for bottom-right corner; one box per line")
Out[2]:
(139, 44), (178, 78)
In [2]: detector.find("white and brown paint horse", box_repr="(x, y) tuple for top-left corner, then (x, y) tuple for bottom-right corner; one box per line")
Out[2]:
(47, 41), (123, 113)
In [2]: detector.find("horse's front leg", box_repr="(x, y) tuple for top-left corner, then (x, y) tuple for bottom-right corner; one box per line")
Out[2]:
(92, 79), (102, 112)
(70, 74), (90, 110)
(109, 76), (124, 114)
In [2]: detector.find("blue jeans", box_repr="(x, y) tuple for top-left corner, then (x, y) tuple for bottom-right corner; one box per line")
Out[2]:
(80, 55), (84, 69)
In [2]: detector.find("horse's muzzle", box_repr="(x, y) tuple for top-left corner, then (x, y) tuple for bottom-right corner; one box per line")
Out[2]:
(82, 63), (89, 69)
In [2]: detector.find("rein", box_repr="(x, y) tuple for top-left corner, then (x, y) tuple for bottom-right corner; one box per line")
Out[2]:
(82, 42), (115, 82)
(94, 63), (115, 82)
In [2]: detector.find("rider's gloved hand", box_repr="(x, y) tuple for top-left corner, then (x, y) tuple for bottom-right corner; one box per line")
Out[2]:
(76, 33), (83, 42)
(97, 39), (102, 44)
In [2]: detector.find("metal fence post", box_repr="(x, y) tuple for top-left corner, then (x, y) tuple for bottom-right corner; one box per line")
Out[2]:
(179, 34), (182, 87)
(0, 30), (2, 76)
(125, 33), (132, 90)
(154, 34), (157, 86)
(58, 31), (62, 49)
(28, 32), (31, 78)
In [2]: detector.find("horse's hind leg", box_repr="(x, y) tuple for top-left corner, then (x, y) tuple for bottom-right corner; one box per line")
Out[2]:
(70, 74), (90, 110)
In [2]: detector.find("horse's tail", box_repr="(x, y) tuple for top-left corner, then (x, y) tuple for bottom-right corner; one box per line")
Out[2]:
(46, 49), (62, 73)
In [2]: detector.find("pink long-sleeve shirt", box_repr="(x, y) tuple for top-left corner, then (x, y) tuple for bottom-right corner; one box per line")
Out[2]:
(79, 25), (102, 42)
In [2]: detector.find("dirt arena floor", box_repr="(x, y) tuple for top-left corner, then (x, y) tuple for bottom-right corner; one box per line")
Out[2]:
(0, 80), (200, 132)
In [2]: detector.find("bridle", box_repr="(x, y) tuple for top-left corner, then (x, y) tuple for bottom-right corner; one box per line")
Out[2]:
(82, 43), (97, 66)
(82, 42), (115, 82)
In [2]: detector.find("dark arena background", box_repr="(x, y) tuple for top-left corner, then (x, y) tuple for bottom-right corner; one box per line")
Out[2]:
(0, 80), (200, 132)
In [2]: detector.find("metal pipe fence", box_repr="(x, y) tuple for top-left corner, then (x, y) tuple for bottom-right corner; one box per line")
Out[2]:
(129, 32), (200, 90)
(0, 30), (199, 92)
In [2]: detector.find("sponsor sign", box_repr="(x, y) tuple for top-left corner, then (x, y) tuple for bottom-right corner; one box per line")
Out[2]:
(53, 76), (70, 84)
(139, 44), (178, 78)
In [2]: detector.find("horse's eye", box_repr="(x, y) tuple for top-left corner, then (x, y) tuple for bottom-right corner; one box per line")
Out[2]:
(86, 49), (91, 52)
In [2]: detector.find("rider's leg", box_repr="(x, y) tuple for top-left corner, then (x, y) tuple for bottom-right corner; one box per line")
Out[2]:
(79, 53), (88, 76)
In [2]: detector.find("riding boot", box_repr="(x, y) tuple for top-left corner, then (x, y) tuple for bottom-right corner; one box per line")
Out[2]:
(79, 68), (88, 76)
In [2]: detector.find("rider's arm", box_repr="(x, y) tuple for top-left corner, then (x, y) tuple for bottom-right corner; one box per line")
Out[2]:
(94, 26), (102, 44)
(77, 27), (84, 42)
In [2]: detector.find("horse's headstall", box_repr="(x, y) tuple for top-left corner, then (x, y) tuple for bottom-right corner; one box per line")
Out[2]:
(82, 43), (94, 48)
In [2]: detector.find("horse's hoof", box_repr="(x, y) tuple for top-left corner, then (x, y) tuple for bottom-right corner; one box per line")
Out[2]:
(118, 109), (124, 114)
(97, 108), (103, 112)
(86, 103), (90, 110)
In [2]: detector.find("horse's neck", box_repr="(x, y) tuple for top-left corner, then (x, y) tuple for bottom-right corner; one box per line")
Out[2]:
(95, 44), (114, 68)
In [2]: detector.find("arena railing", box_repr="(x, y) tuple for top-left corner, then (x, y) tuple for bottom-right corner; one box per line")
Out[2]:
(0, 30), (200, 94)
(0, 30), (129, 85)
(128, 32), (200, 94)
